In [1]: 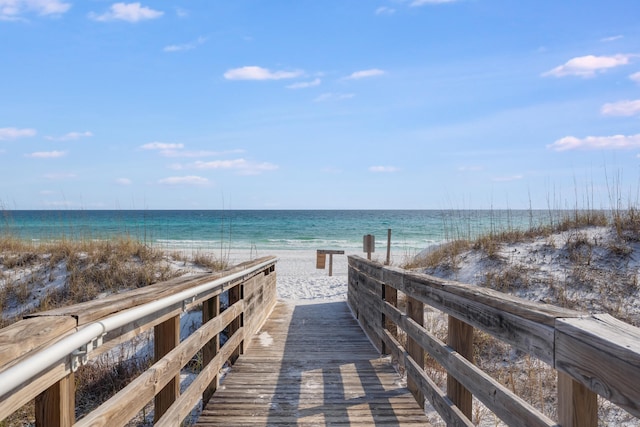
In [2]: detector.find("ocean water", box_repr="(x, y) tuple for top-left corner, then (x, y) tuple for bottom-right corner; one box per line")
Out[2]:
(0, 210), (563, 254)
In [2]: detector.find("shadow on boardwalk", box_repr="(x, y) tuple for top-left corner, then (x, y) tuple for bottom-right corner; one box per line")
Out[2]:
(196, 301), (429, 426)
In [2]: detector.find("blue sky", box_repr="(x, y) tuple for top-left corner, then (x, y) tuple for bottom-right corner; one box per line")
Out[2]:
(1, 0), (639, 210)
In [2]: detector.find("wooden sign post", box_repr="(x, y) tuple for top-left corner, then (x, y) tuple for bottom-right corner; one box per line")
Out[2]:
(316, 249), (344, 276)
(363, 234), (375, 260)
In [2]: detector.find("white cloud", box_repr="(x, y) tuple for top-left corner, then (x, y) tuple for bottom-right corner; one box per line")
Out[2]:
(192, 159), (278, 175)
(161, 149), (244, 158)
(164, 36), (207, 52)
(115, 178), (132, 185)
(175, 7), (188, 17)
(492, 175), (523, 182)
(45, 131), (93, 141)
(26, 150), (66, 158)
(375, 7), (395, 15)
(345, 69), (385, 79)
(369, 166), (399, 173)
(141, 142), (184, 150)
(601, 99), (640, 116)
(286, 78), (321, 89)
(223, 66), (303, 81)
(0, 127), (36, 140)
(601, 35), (624, 42)
(410, 0), (458, 5)
(630, 72), (640, 83)
(548, 133), (640, 151)
(0, 0), (71, 20)
(314, 93), (355, 102)
(542, 54), (633, 78)
(43, 172), (76, 180)
(458, 165), (483, 172)
(158, 175), (209, 185)
(89, 2), (163, 23)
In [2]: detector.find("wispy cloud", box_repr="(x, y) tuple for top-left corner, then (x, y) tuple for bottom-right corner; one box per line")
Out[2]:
(314, 93), (355, 102)
(158, 175), (209, 185)
(26, 150), (66, 158)
(369, 166), (399, 173)
(141, 142), (184, 150)
(0, 0), (71, 21)
(43, 172), (76, 180)
(630, 72), (640, 83)
(410, 0), (458, 6)
(115, 178), (132, 185)
(224, 66), (303, 81)
(164, 36), (207, 52)
(601, 35), (624, 42)
(0, 127), (36, 140)
(542, 54), (634, 78)
(375, 7), (396, 15)
(548, 133), (640, 151)
(141, 142), (244, 158)
(286, 78), (321, 89)
(45, 131), (93, 141)
(89, 2), (163, 22)
(601, 99), (640, 117)
(345, 69), (385, 79)
(492, 175), (523, 182)
(191, 159), (278, 175)
(458, 165), (483, 172)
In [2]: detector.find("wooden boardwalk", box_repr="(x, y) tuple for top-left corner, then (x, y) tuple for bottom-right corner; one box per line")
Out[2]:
(196, 301), (430, 426)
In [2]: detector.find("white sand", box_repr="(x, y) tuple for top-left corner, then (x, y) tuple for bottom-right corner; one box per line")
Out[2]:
(227, 249), (353, 304)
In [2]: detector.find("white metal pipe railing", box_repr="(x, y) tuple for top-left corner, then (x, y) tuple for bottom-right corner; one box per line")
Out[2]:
(0, 257), (276, 399)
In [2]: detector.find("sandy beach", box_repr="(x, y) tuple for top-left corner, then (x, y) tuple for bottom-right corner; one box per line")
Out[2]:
(228, 249), (353, 304)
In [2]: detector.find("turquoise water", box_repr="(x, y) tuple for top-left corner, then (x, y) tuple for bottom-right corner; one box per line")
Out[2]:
(0, 210), (563, 253)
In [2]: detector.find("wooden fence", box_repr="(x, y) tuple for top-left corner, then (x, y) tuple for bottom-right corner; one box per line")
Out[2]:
(0, 256), (277, 426)
(348, 255), (640, 427)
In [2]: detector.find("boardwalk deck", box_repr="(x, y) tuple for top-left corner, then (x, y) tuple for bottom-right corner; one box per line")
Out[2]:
(196, 301), (430, 426)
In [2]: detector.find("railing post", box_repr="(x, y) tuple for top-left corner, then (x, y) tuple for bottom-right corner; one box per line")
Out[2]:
(557, 372), (597, 427)
(35, 373), (75, 427)
(154, 314), (180, 423)
(383, 283), (397, 337)
(228, 283), (243, 363)
(447, 316), (474, 420)
(406, 295), (424, 405)
(202, 295), (220, 406)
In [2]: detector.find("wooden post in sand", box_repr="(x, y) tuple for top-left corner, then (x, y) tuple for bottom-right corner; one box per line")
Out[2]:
(363, 234), (375, 260)
(385, 229), (392, 265)
(316, 250), (344, 276)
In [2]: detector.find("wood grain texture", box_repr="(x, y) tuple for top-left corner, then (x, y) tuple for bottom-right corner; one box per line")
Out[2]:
(555, 314), (640, 417)
(195, 301), (430, 426)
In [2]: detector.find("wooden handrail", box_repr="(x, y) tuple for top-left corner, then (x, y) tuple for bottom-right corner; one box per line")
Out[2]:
(347, 255), (640, 427)
(0, 256), (277, 426)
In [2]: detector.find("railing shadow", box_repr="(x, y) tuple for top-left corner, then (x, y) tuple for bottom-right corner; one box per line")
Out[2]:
(266, 302), (409, 425)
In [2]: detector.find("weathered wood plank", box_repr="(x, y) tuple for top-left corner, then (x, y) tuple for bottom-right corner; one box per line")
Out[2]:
(382, 302), (556, 427)
(555, 314), (640, 417)
(74, 302), (244, 427)
(35, 373), (75, 427)
(0, 316), (77, 371)
(447, 316), (473, 419)
(351, 256), (561, 365)
(195, 301), (430, 426)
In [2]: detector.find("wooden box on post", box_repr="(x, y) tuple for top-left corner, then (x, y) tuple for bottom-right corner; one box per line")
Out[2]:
(316, 252), (326, 269)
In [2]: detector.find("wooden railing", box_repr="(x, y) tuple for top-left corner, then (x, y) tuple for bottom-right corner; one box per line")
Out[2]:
(348, 255), (640, 427)
(0, 256), (277, 426)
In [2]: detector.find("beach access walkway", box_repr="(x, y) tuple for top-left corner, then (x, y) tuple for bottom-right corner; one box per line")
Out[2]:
(195, 301), (429, 426)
